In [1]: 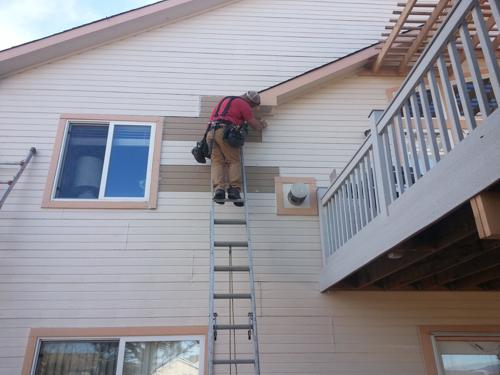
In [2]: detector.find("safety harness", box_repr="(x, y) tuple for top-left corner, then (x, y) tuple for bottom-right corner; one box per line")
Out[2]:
(210, 96), (240, 128)
(210, 96), (247, 148)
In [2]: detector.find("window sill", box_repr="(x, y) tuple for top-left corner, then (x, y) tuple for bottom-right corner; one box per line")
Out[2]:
(42, 199), (156, 209)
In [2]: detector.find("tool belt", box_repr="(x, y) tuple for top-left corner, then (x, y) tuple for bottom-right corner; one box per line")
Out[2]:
(209, 120), (246, 148)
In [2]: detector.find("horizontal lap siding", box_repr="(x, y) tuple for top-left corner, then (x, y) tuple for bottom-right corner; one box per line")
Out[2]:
(0, 1), (399, 120)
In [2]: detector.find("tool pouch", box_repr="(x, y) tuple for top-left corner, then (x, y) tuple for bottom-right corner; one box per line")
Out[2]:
(223, 123), (246, 148)
(191, 126), (212, 163)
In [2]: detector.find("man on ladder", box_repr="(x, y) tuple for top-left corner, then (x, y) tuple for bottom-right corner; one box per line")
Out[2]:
(206, 91), (266, 375)
(207, 91), (267, 206)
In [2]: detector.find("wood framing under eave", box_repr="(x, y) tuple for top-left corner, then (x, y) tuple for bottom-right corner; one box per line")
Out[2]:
(373, 0), (417, 73)
(470, 192), (500, 240)
(260, 44), (380, 107)
(400, 0), (452, 73)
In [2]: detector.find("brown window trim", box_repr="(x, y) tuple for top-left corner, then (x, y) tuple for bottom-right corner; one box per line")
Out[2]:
(22, 326), (208, 375)
(42, 114), (163, 209)
(419, 325), (500, 375)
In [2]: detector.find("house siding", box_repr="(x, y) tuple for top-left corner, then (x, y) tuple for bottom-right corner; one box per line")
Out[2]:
(2, 1), (500, 374)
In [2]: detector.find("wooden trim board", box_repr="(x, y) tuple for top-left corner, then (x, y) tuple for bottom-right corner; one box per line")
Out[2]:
(159, 165), (279, 193)
(470, 191), (500, 239)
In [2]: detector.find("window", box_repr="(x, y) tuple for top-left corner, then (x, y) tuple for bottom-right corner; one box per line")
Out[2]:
(43, 115), (162, 209)
(420, 326), (500, 375)
(30, 335), (204, 375)
(437, 339), (500, 375)
(453, 78), (498, 117)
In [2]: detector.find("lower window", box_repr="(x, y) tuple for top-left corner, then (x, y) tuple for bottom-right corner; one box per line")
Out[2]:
(420, 327), (500, 375)
(436, 337), (500, 375)
(33, 336), (203, 375)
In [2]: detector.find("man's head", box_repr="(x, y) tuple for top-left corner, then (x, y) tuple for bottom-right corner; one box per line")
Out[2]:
(242, 90), (261, 107)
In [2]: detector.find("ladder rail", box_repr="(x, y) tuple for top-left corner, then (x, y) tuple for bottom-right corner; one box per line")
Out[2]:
(241, 149), (261, 375)
(0, 147), (36, 209)
(208, 188), (216, 375)
(208, 147), (261, 375)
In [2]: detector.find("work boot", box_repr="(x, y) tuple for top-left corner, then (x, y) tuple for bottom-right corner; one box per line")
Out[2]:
(213, 189), (225, 205)
(227, 186), (244, 207)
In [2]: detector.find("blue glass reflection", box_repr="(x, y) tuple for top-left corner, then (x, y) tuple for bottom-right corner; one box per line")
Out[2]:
(55, 124), (108, 199)
(105, 125), (151, 198)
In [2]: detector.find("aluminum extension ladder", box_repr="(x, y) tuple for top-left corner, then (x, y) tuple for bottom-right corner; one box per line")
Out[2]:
(208, 149), (261, 375)
(0, 147), (36, 209)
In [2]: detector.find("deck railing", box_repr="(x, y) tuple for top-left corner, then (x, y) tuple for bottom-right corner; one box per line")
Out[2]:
(320, 0), (499, 263)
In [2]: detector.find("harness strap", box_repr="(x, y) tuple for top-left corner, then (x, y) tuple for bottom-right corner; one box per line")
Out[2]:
(213, 96), (240, 125)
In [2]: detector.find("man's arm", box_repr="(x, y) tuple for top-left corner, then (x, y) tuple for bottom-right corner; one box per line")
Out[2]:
(247, 118), (268, 130)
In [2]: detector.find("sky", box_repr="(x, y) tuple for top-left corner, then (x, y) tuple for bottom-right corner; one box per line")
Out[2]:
(0, 0), (160, 51)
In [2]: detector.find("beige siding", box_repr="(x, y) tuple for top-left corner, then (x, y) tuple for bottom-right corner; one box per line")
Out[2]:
(3, 71), (500, 374)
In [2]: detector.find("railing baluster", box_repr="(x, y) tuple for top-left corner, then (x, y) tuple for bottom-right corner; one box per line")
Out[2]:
(322, 201), (332, 259)
(418, 79), (440, 164)
(324, 200), (331, 256)
(403, 101), (422, 179)
(471, 5), (500, 102)
(427, 68), (451, 153)
(341, 184), (351, 241)
(346, 178), (357, 235)
(448, 38), (477, 131)
(346, 180), (355, 238)
(459, 24), (491, 117)
(382, 128), (397, 201)
(334, 191), (344, 246)
(349, 174), (360, 233)
(352, 169), (364, 231)
(410, 91), (430, 172)
(362, 156), (373, 222)
(437, 54), (463, 144)
(370, 110), (390, 216)
(490, 0), (500, 28)
(396, 112), (414, 188)
(354, 166), (366, 227)
(389, 119), (405, 196)
(327, 201), (336, 255)
(331, 197), (340, 252)
(366, 150), (378, 218)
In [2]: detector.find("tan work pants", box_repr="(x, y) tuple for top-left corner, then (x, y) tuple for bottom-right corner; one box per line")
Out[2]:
(207, 128), (241, 190)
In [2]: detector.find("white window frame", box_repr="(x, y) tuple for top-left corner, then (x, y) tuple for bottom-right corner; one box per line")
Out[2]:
(31, 334), (205, 375)
(52, 120), (156, 202)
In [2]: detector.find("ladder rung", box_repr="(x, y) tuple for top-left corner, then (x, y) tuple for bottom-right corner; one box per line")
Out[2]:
(0, 181), (12, 185)
(213, 359), (255, 365)
(213, 198), (245, 203)
(214, 241), (248, 247)
(214, 324), (252, 330)
(214, 293), (251, 299)
(214, 219), (246, 225)
(0, 162), (22, 166)
(214, 266), (250, 272)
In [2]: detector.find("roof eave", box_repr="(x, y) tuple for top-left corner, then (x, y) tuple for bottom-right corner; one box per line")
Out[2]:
(0, 0), (235, 78)
(260, 44), (380, 107)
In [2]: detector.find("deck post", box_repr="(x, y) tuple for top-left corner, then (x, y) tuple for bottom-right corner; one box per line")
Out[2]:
(369, 110), (390, 217)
